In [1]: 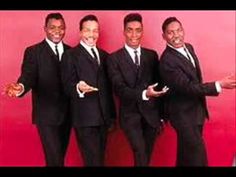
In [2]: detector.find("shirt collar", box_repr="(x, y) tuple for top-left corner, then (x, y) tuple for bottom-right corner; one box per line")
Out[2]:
(125, 44), (141, 55)
(167, 43), (187, 53)
(45, 38), (63, 49)
(80, 40), (97, 51)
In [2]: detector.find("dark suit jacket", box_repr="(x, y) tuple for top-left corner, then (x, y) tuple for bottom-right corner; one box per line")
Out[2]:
(17, 40), (71, 125)
(61, 44), (116, 127)
(107, 47), (163, 128)
(159, 43), (219, 126)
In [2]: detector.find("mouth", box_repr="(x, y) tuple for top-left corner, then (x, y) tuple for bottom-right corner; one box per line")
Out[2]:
(87, 37), (95, 43)
(52, 34), (62, 40)
(173, 38), (181, 44)
(130, 39), (140, 43)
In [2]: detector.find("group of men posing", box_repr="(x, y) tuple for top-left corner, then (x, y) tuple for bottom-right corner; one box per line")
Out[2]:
(4, 12), (236, 167)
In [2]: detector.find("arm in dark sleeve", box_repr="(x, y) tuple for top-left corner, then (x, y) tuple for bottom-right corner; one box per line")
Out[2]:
(60, 51), (79, 98)
(104, 58), (117, 123)
(159, 57), (219, 97)
(17, 47), (38, 96)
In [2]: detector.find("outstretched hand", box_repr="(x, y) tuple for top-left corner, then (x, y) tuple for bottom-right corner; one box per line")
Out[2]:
(77, 81), (99, 94)
(218, 74), (236, 89)
(3, 83), (23, 97)
(146, 83), (169, 98)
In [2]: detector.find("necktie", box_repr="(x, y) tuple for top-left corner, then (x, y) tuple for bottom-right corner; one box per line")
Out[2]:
(55, 44), (60, 61)
(134, 50), (139, 66)
(91, 48), (99, 65)
(184, 47), (195, 67)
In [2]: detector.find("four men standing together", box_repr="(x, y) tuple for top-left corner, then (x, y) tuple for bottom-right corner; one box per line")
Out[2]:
(4, 12), (236, 166)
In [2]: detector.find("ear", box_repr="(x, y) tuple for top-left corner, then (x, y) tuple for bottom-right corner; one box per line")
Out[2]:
(123, 30), (125, 36)
(43, 26), (47, 33)
(162, 33), (166, 40)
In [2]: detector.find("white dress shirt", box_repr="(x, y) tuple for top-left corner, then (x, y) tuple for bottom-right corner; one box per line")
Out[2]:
(124, 44), (150, 100)
(76, 41), (100, 98)
(45, 38), (64, 61)
(80, 40), (100, 64)
(125, 44), (141, 65)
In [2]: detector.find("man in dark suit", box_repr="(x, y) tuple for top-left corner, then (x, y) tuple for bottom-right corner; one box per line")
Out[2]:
(4, 13), (71, 166)
(107, 13), (168, 166)
(159, 17), (236, 166)
(61, 14), (116, 166)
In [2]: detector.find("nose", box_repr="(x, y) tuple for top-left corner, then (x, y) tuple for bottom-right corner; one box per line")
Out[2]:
(173, 31), (179, 37)
(131, 31), (138, 38)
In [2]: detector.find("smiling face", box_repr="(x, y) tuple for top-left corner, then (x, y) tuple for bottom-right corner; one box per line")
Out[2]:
(124, 21), (143, 49)
(162, 21), (185, 48)
(44, 18), (65, 44)
(80, 20), (99, 47)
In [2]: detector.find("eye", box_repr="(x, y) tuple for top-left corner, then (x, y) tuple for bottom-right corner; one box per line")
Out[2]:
(136, 28), (142, 33)
(126, 28), (132, 33)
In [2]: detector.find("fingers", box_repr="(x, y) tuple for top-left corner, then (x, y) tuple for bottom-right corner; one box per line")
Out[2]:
(2, 83), (22, 97)
(78, 81), (98, 93)
(148, 82), (158, 89)
(162, 86), (169, 92)
(227, 74), (235, 79)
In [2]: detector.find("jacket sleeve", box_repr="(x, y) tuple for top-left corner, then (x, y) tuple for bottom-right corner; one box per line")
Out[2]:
(17, 47), (38, 96)
(60, 51), (79, 98)
(159, 54), (219, 97)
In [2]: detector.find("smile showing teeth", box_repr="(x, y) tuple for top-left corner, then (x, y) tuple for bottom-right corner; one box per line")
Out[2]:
(88, 38), (94, 42)
(53, 35), (60, 38)
(174, 39), (180, 44)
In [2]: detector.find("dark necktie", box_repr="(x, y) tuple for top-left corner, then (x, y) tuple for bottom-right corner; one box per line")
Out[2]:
(134, 50), (139, 66)
(91, 48), (99, 65)
(184, 47), (195, 67)
(55, 44), (60, 61)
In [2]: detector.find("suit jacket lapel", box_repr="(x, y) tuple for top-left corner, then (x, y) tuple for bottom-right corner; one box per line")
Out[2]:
(123, 48), (139, 72)
(185, 45), (203, 82)
(78, 44), (99, 70)
(42, 40), (60, 63)
(168, 46), (196, 70)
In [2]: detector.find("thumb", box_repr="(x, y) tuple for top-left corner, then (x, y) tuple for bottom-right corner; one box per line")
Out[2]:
(150, 82), (158, 88)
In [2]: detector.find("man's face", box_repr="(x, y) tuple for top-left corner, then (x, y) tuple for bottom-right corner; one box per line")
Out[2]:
(124, 21), (143, 49)
(80, 20), (99, 47)
(163, 21), (185, 48)
(44, 18), (66, 44)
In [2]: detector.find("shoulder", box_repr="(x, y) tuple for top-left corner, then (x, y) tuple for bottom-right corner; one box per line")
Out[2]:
(109, 48), (124, 58)
(63, 43), (72, 50)
(185, 42), (194, 50)
(141, 47), (156, 53)
(141, 47), (158, 56)
(24, 40), (45, 54)
(160, 46), (175, 64)
(98, 47), (109, 56)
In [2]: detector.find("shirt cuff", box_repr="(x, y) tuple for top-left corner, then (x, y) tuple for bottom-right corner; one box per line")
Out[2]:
(76, 83), (85, 98)
(16, 83), (25, 97)
(142, 90), (149, 101)
(215, 81), (222, 93)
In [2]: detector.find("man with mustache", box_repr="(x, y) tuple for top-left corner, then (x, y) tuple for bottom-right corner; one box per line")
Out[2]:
(159, 16), (236, 166)
(4, 13), (71, 166)
(61, 14), (116, 166)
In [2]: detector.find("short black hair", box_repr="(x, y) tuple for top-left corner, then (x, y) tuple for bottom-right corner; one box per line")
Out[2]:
(124, 13), (142, 29)
(79, 14), (98, 31)
(45, 13), (65, 27)
(162, 17), (182, 33)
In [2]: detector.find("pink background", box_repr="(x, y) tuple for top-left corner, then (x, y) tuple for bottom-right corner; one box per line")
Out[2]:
(0, 10), (235, 166)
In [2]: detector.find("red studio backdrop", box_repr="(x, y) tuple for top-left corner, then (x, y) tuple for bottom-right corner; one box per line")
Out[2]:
(0, 11), (235, 166)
